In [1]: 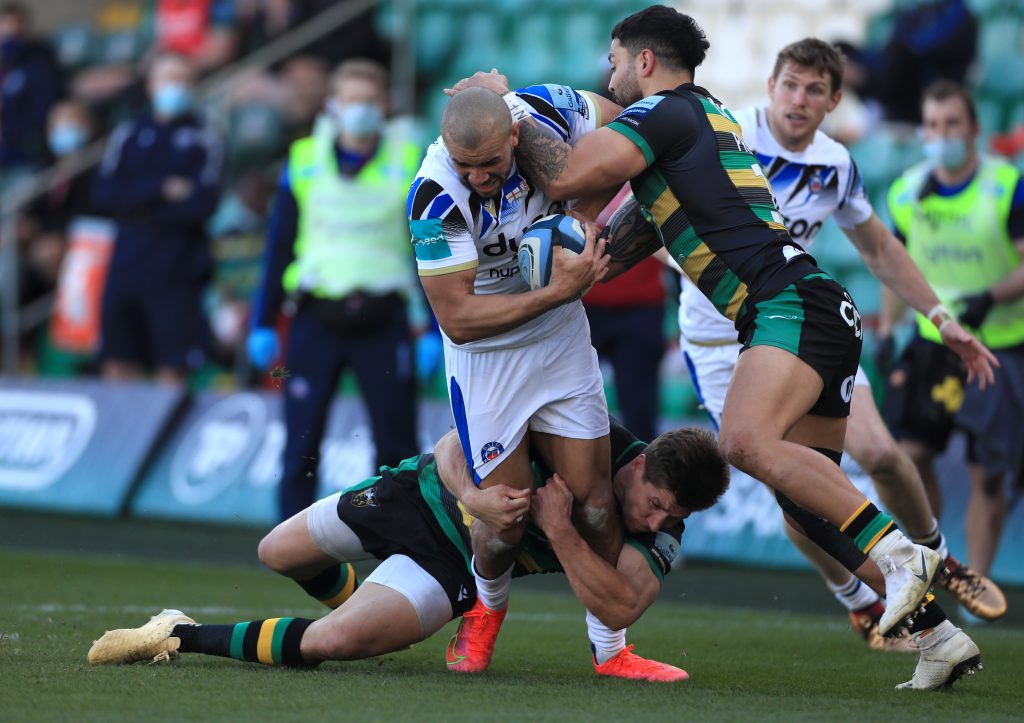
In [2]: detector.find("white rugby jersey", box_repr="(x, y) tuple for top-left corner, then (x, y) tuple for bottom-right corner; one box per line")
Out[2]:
(679, 106), (874, 343)
(408, 84), (602, 351)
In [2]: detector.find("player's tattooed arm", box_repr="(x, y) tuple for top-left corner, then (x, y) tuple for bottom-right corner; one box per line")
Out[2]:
(515, 121), (572, 191)
(603, 197), (663, 281)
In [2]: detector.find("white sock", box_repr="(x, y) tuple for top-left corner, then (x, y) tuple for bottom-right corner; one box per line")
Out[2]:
(472, 556), (512, 611)
(912, 619), (957, 647)
(827, 576), (880, 611)
(586, 609), (626, 664)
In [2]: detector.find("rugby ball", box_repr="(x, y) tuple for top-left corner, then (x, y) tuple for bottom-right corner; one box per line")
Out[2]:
(517, 214), (587, 291)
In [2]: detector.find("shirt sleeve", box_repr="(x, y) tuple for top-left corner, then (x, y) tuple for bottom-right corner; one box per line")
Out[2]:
(407, 175), (478, 277)
(624, 522), (684, 582)
(833, 157), (874, 229)
(514, 84), (599, 145)
(606, 93), (701, 168)
(1008, 175), (1024, 240)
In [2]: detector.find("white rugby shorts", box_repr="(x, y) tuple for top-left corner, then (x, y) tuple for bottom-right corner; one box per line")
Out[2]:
(446, 309), (609, 482)
(680, 338), (870, 429)
(307, 493), (453, 637)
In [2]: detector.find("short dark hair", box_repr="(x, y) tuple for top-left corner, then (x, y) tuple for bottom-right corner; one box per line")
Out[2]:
(611, 5), (709, 76)
(644, 427), (729, 512)
(772, 38), (844, 94)
(922, 79), (977, 125)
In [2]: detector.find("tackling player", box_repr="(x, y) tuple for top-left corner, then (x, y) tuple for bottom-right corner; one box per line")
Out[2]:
(671, 39), (1007, 642)
(87, 421), (731, 683)
(407, 83), (625, 672)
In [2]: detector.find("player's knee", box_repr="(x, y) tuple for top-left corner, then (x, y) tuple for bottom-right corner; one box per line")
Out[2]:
(257, 529), (289, 574)
(299, 620), (362, 662)
(853, 436), (902, 480)
(717, 425), (761, 472)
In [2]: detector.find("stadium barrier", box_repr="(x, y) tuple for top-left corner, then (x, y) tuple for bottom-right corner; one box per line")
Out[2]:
(130, 389), (457, 526)
(0, 377), (185, 516)
(1, 378), (1021, 584)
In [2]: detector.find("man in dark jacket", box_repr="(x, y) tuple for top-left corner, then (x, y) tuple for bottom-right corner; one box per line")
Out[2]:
(93, 53), (223, 384)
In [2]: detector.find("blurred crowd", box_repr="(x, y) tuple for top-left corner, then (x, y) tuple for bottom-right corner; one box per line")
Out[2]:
(2, 0), (1022, 416)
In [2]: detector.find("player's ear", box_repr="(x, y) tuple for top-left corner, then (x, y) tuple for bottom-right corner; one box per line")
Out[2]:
(828, 87), (842, 113)
(510, 122), (520, 148)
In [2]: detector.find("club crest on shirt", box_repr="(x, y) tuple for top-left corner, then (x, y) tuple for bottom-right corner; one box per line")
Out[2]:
(505, 178), (530, 204)
(480, 441), (505, 464)
(809, 171), (824, 194)
(350, 486), (380, 508)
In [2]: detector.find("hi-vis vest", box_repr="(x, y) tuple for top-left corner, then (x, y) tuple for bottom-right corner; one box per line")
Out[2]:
(888, 156), (1024, 349)
(283, 116), (421, 301)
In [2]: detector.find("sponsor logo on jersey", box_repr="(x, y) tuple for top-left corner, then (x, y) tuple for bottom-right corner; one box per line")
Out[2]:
(488, 262), (520, 280)
(782, 244), (805, 262)
(410, 218), (452, 261)
(480, 441), (505, 464)
(350, 485), (380, 508)
(840, 375), (856, 404)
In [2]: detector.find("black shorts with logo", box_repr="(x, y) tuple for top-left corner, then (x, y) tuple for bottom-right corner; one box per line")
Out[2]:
(738, 272), (863, 418)
(883, 332), (966, 452)
(336, 456), (477, 617)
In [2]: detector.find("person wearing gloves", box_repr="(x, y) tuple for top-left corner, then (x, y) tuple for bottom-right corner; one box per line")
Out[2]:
(247, 58), (426, 521)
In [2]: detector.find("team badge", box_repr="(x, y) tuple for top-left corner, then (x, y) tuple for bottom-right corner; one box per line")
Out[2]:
(505, 178), (530, 204)
(480, 441), (505, 464)
(808, 171), (824, 194)
(350, 486), (380, 508)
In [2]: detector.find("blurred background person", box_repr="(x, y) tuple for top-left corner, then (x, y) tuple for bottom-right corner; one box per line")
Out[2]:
(584, 185), (666, 443)
(0, 2), (60, 192)
(879, 80), (1024, 608)
(92, 52), (223, 385)
(246, 58), (424, 521)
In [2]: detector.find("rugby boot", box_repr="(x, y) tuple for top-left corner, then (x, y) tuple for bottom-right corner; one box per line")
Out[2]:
(868, 531), (943, 636)
(939, 555), (1007, 621)
(848, 602), (917, 653)
(88, 609), (195, 664)
(445, 599), (507, 673)
(896, 621), (982, 690)
(593, 645), (689, 682)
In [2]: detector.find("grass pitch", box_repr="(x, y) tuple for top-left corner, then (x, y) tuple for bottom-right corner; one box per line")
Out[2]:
(1, 519), (1022, 722)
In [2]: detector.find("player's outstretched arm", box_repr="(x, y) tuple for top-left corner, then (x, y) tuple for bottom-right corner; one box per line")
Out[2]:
(532, 474), (660, 630)
(844, 214), (998, 388)
(433, 431), (530, 533)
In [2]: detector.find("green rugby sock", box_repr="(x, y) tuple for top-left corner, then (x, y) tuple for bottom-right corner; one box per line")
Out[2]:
(173, 618), (314, 666)
(840, 501), (896, 553)
(297, 563), (359, 609)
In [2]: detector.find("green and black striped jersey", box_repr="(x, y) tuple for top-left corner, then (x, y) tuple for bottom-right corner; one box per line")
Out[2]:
(607, 83), (820, 330)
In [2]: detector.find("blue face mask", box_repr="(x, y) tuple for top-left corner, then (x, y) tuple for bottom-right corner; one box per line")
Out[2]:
(923, 137), (968, 171)
(48, 124), (88, 156)
(330, 102), (384, 138)
(153, 83), (194, 119)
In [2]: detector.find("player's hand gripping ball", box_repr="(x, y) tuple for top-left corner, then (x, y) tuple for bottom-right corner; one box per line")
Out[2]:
(517, 213), (587, 291)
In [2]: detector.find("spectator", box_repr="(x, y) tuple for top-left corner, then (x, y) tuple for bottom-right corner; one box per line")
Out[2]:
(584, 186), (666, 443)
(879, 81), (1024, 595)
(21, 101), (102, 307)
(93, 53), (223, 385)
(0, 2), (60, 192)
(247, 58), (424, 521)
(152, 0), (239, 74)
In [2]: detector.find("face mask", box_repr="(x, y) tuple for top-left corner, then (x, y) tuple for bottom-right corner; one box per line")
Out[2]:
(153, 83), (193, 119)
(48, 124), (88, 156)
(923, 137), (968, 171)
(329, 101), (384, 138)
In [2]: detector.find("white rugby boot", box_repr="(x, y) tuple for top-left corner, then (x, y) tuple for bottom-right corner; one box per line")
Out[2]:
(896, 621), (982, 690)
(88, 609), (195, 664)
(868, 530), (943, 636)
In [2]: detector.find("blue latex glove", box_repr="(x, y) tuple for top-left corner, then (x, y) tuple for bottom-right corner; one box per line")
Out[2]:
(415, 332), (443, 382)
(247, 327), (279, 371)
